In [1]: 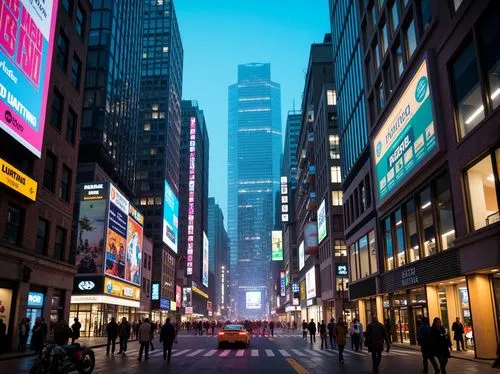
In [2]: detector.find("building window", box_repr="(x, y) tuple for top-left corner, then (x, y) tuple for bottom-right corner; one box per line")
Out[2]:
(66, 108), (77, 145)
(384, 216), (394, 271)
(327, 90), (337, 105)
(420, 187), (437, 257)
(76, 6), (86, 38)
(404, 18), (417, 59)
(59, 165), (72, 202)
(405, 199), (421, 263)
(54, 227), (66, 261)
(394, 39), (405, 79)
(466, 151), (499, 230)
(51, 90), (63, 131)
(377, 80), (385, 109)
(451, 39), (484, 137)
(369, 230), (378, 273)
(395, 209), (406, 267)
(390, 0), (399, 35)
(349, 243), (359, 282)
(43, 152), (57, 192)
(332, 191), (343, 206)
(5, 204), (24, 245)
(435, 174), (456, 249)
(373, 42), (381, 71)
(453, 0), (464, 12)
(62, 0), (72, 13)
(144, 123), (151, 131)
(57, 31), (69, 70)
(71, 55), (82, 88)
(419, 0), (432, 31)
(334, 240), (347, 256)
(381, 21), (389, 56)
(331, 166), (342, 184)
(359, 235), (370, 278)
(36, 218), (50, 255)
(329, 135), (340, 159)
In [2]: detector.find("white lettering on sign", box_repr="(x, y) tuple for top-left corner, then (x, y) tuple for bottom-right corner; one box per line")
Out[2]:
(28, 294), (42, 304)
(401, 267), (419, 287)
(123, 288), (134, 297)
(84, 184), (103, 190)
(78, 281), (96, 291)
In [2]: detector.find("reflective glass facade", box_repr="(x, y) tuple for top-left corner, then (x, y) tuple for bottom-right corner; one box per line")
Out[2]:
(282, 111), (302, 190)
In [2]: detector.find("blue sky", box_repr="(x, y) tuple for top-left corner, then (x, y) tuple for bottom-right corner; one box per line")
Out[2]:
(176, 0), (330, 218)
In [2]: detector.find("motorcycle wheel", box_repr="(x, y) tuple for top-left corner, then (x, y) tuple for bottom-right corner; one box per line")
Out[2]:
(30, 362), (50, 374)
(77, 351), (95, 374)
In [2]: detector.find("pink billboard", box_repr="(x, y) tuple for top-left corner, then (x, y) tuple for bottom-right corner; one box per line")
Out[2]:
(0, 0), (58, 157)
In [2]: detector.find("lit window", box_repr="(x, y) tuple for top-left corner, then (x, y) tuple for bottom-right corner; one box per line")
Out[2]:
(327, 90), (337, 105)
(163, 46), (169, 53)
(143, 53), (148, 59)
(331, 166), (342, 184)
(453, 0), (464, 12)
(140, 198), (147, 206)
(332, 191), (343, 206)
(144, 123), (151, 131)
(384, 216), (394, 271)
(150, 148), (157, 155)
(152, 104), (159, 111)
(420, 188), (437, 257)
(404, 18), (417, 59)
(436, 174), (455, 249)
(478, 7), (500, 111)
(329, 135), (340, 159)
(152, 112), (158, 119)
(390, 1), (399, 34)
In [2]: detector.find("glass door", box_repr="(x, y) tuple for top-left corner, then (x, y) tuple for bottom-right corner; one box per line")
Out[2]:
(399, 307), (410, 343)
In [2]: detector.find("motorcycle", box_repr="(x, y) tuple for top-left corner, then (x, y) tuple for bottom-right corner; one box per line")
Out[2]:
(30, 343), (95, 374)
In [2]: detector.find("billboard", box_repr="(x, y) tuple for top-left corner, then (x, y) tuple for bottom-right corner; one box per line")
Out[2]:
(176, 285), (181, 308)
(305, 267), (316, 300)
(271, 230), (283, 261)
(299, 280), (306, 301)
(104, 277), (140, 301)
(105, 185), (129, 280)
(298, 240), (305, 271)
(151, 281), (160, 301)
(285, 269), (290, 286)
(373, 59), (437, 205)
(246, 291), (261, 310)
(75, 184), (107, 274)
(317, 199), (327, 244)
(202, 231), (209, 287)
(0, 158), (37, 201)
(163, 180), (179, 253)
(182, 287), (192, 309)
(280, 271), (286, 297)
(304, 222), (318, 254)
(186, 116), (198, 274)
(126, 206), (143, 285)
(0, 0), (58, 157)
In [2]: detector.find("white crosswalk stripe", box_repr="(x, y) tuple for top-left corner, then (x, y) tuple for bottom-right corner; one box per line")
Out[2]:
(251, 349), (259, 357)
(219, 349), (231, 357)
(278, 349), (291, 357)
(187, 349), (205, 357)
(172, 349), (191, 357)
(236, 349), (245, 357)
(203, 349), (218, 357)
(305, 349), (322, 357)
(390, 348), (420, 355)
(265, 349), (275, 357)
(291, 349), (307, 357)
(345, 349), (365, 356)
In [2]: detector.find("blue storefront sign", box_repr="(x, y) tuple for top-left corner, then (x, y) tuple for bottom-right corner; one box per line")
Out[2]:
(160, 298), (170, 310)
(28, 292), (44, 308)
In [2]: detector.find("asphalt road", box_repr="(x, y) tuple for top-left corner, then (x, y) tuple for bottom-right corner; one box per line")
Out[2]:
(0, 331), (496, 374)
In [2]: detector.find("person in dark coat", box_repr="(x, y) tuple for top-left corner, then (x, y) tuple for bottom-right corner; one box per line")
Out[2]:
(302, 320), (308, 339)
(307, 319), (316, 344)
(417, 317), (439, 373)
(71, 318), (81, 344)
(160, 318), (176, 363)
(118, 317), (131, 354)
(319, 320), (328, 349)
(430, 317), (452, 374)
(31, 318), (44, 354)
(106, 317), (119, 356)
(269, 321), (275, 337)
(53, 318), (71, 346)
(327, 318), (336, 348)
(0, 319), (6, 354)
(451, 317), (465, 351)
(365, 315), (390, 373)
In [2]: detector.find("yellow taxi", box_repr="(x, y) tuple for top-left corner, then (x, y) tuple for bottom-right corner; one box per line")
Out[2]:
(218, 324), (250, 348)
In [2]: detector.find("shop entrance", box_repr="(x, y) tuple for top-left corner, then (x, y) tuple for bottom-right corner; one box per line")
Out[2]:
(393, 307), (410, 343)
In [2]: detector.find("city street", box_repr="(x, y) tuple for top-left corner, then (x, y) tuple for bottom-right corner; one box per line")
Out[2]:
(0, 332), (495, 374)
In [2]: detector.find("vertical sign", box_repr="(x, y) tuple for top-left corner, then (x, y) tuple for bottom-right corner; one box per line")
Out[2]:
(175, 285), (181, 308)
(0, 0), (58, 157)
(126, 205), (143, 285)
(317, 199), (327, 243)
(280, 271), (286, 297)
(163, 180), (179, 253)
(271, 230), (283, 261)
(187, 117), (197, 275)
(202, 231), (209, 287)
(298, 240), (305, 271)
(280, 176), (289, 222)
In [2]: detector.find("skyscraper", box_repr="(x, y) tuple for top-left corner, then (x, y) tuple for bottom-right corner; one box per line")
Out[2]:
(227, 63), (282, 316)
(79, 0), (144, 196)
(282, 111), (302, 190)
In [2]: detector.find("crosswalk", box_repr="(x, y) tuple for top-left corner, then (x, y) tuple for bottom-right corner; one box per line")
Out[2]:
(177, 334), (304, 338)
(92, 345), (421, 360)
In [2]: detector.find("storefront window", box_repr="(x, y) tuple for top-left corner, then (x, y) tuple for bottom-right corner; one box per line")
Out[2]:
(466, 153), (499, 230)
(385, 217), (394, 271)
(50, 290), (64, 323)
(405, 199), (420, 263)
(349, 243), (359, 282)
(420, 188), (437, 257)
(395, 209), (406, 267)
(435, 175), (456, 249)
(456, 283), (471, 325)
(359, 236), (370, 278)
(438, 287), (449, 334)
(369, 230), (378, 273)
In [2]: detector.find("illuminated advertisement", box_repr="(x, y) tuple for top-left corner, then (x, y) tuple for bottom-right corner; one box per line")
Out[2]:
(246, 291), (261, 310)
(280, 176), (289, 222)
(0, 158), (37, 201)
(104, 277), (140, 301)
(75, 184), (108, 274)
(182, 287), (192, 310)
(151, 282), (160, 301)
(292, 283), (300, 294)
(280, 271), (286, 297)
(299, 280), (306, 301)
(317, 199), (327, 244)
(298, 240), (305, 271)
(305, 267), (316, 300)
(126, 206), (143, 285)
(105, 185), (129, 280)
(202, 231), (209, 287)
(271, 230), (283, 261)
(0, 288), (13, 333)
(373, 59), (437, 205)
(207, 301), (212, 317)
(336, 264), (348, 277)
(304, 222), (318, 254)
(163, 180), (179, 253)
(186, 117), (197, 274)
(176, 285), (181, 308)
(0, 0), (58, 157)
(285, 269), (289, 287)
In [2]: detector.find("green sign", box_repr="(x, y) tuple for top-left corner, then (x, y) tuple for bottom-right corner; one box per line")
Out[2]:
(271, 230), (283, 261)
(373, 60), (437, 204)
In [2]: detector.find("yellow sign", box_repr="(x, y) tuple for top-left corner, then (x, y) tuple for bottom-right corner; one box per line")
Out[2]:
(104, 277), (140, 301)
(0, 158), (37, 201)
(170, 302), (177, 312)
(192, 285), (208, 299)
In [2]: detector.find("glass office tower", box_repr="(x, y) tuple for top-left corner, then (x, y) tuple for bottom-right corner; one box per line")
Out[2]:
(227, 63), (282, 316)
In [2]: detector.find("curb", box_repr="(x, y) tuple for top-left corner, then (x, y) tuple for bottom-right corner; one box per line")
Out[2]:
(391, 344), (494, 365)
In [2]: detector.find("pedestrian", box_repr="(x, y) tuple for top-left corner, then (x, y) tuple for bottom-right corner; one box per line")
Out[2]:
(211, 321), (215, 336)
(334, 317), (348, 364)
(351, 318), (361, 351)
(451, 317), (465, 352)
(327, 318), (336, 348)
(307, 319), (316, 343)
(106, 317), (118, 356)
(320, 320), (328, 349)
(18, 318), (28, 352)
(0, 318), (6, 354)
(138, 318), (152, 361)
(430, 317), (452, 374)
(358, 320), (364, 352)
(269, 321), (275, 337)
(31, 318), (43, 354)
(417, 317), (439, 373)
(365, 315), (390, 374)
(40, 318), (48, 345)
(118, 317), (131, 355)
(384, 319), (392, 344)
(53, 317), (71, 345)
(149, 321), (155, 351)
(302, 320), (308, 339)
(160, 318), (176, 363)
(71, 318), (81, 344)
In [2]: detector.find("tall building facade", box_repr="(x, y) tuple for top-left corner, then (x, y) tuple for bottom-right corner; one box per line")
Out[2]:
(351, 0), (500, 359)
(0, 0), (91, 351)
(178, 101), (211, 317)
(135, 0), (183, 312)
(282, 111), (302, 190)
(78, 0), (144, 196)
(227, 63), (282, 317)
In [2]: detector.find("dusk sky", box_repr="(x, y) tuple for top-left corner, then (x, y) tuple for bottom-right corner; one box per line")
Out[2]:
(176, 0), (330, 218)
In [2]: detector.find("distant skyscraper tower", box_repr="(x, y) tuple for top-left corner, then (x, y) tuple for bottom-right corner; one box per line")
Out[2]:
(282, 111), (302, 190)
(227, 63), (282, 316)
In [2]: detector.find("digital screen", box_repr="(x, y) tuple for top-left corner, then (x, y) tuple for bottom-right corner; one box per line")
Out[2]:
(0, 0), (58, 157)
(246, 291), (262, 310)
(304, 222), (318, 254)
(280, 271), (286, 297)
(151, 282), (160, 301)
(272, 230), (283, 261)
(163, 180), (179, 253)
(182, 287), (192, 308)
(126, 208), (143, 285)
(317, 199), (327, 244)
(202, 231), (209, 287)
(298, 241), (305, 271)
(373, 60), (437, 205)
(306, 267), (316, 300)
(336, 264), (348, 277)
